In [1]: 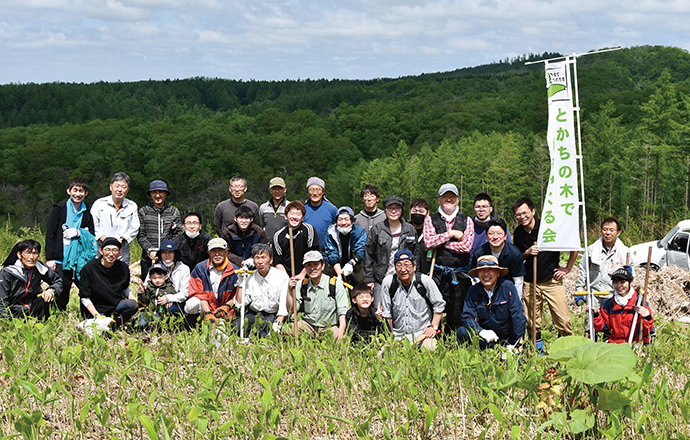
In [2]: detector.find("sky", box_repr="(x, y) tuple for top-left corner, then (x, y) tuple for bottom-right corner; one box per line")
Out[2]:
(1, 0), (689, 84)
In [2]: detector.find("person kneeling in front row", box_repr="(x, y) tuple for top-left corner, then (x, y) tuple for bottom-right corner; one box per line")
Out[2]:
(457, 255), (526, 350)
(79, 237), (138, 327)
(587, 265), (654, 344)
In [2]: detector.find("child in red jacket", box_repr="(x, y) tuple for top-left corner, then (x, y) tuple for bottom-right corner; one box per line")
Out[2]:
(587, 266), (653, 344)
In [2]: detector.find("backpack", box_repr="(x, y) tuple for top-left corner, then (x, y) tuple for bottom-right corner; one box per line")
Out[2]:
(388, 273), (433, 313)
(299, 276), (339, 312)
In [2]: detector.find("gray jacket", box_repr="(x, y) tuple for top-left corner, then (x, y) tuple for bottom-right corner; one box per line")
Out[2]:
(364, 220), (418, 284)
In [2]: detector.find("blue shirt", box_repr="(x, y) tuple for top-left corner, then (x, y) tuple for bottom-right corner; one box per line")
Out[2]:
(58, 201), (86, 264)
(304, 200), (338, 249)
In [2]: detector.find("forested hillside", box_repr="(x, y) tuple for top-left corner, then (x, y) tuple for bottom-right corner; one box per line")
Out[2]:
(1, 45), (689, 238)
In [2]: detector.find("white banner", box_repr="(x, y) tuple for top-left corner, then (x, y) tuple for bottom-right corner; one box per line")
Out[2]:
(538, 60), (581, 251)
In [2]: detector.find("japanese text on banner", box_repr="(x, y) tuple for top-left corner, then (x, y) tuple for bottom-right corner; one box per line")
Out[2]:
(538, 60), (581, 251)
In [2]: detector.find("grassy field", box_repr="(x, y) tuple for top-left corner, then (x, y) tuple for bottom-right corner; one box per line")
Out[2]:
(1, 221), (690, 439)
(1, 307), (689, 439)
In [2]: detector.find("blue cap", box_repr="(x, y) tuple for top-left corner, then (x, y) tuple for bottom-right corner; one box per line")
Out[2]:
(394, 249), (415, 264)
(147, 180), (170, 194)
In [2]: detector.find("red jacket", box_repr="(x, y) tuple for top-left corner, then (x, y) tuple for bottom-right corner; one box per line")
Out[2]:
(592, 289), (653, 344)
(189, 258), (237, 313)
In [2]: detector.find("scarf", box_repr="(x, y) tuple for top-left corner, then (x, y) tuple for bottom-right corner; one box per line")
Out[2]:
(614, 288), (635, 307)
(439, 206), (459, 223)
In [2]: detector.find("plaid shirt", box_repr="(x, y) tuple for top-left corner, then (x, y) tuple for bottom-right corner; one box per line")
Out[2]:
(422, 214), (474, 254)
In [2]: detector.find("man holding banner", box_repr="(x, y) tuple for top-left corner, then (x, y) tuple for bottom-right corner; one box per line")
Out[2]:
(513, 197), (576, 350)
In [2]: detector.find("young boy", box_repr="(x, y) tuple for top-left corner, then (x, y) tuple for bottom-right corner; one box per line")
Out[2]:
(137, 264), (177, 329)
(345, 284), (384, 344)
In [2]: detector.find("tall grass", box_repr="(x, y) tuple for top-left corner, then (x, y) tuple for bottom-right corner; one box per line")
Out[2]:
(0, 310), (689, 439)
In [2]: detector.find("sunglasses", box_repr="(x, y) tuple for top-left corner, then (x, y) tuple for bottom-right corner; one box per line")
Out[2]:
(477, 260), (499, 267)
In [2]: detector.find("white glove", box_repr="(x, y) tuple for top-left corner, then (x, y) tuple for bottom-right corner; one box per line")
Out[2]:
(479, 329), (499, 343)
(63, 227), (80, 240)
(272, 321), (282, 333)
(341, 263), (354, 277)
(242, 258), (255, 270)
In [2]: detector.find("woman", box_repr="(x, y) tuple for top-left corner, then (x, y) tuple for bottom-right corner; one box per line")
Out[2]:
(0, 240), (62, 320)
(587, 265), (654, 344)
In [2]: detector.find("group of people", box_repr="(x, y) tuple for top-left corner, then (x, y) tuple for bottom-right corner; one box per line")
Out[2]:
(0, 172), (654, 350)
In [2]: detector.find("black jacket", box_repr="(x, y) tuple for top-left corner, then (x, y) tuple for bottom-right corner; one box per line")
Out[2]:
(45, 201), (94, 261)
(0, 261), (62, 319)
(345, 306), (384, 344)
(364, 220), (417, 284)
(174, 231), (212, 271)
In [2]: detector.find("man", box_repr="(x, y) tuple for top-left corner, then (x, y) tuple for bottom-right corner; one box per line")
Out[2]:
(364, 195), (418, 309)
(214, 176), (259, 239)
(45, 177), (95, 310)
(137, 180), (183, 280)
(576, 217), (629, 338)
(273, 201), (319, 277)
(471, 193), (511, 255)
(233, 244), (289, 337)
(303, 176), (338, 247)
(409, 198), (430, 274)
(458, 255), (526, 349)
(174, 212), (212, 271)
(91, 172), (140, 265)
(0, 240), (62, 320)
(79, 237), (138, 325)
(285, 251), (349, 339)
(381, 250), (445, 350)
(471, 219), (526, 298)
(185, 238), (239, 323)
(259, 177), (290, 244)
(423, 183), (474, 333)
(324, 206), (366, 284)
(224, 205), (269, 268)
(354, 184), (386, 231)
(512, 197), (577, 351)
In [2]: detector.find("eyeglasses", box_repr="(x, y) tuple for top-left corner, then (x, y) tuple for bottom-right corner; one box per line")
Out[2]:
(386, 206), (402, 212)
(476, 260), (499, 267)
(184, 221), (200, 225)
(21, 250), (39, 257)
(395, 261), (414, 269)
(102, 248), (120, 255)
(230, 186), (246, 191)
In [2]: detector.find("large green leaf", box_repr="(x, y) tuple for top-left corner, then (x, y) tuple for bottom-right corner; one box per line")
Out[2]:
(596, 387), (632, 411)
(547, 336), (593, 362)
(566, 343), (636, 384)
(554, 409), (596, 434)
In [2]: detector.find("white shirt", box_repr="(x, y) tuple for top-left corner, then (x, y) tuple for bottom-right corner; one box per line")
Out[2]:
(235, 267), (289, 315)
(91, 196), (140, 243)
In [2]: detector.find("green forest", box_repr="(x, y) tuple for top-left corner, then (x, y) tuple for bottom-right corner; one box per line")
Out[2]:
(1, 45), (689, 239)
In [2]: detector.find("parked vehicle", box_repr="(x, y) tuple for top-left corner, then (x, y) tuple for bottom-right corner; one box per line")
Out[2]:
(629, 220), (690, 271)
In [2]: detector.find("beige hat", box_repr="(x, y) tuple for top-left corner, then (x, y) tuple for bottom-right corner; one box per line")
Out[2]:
(469, 255), (508, 277)
(269, 177), (286, 188)
(207, 237), (228, 251)
(302, 250), (324, 265)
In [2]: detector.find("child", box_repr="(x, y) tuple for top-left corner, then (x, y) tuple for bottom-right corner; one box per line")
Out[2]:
(136, 264), (177, 329)
(345, 283), (384, 344)
(588, 266), (654, 344)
